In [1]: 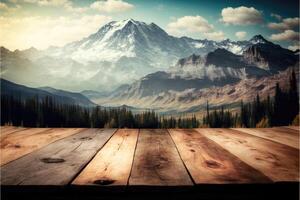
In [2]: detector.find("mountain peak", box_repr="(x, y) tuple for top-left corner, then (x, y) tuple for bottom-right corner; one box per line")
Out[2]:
(113, 18), (146, 27)
(250, 35), (268, 44)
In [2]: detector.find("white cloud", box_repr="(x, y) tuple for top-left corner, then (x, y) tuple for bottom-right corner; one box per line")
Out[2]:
(64, 3), (88, 13)
(0, 2), (9, 10)
(268, 17), (299, 31)
(203, 31), (225, 41)
(166, 15), (214, 36)
(0, 15), (112, 50)
(288, 44), (300, 51)
(23, 0), (70, 6)
(0, 2), (21, 13)
(270, 30), (299, 42)
(235, 31), (247, 39)
(221, 6), (263, 25)
(90, 0), (134, 13)
(270, 13), (282, 21)
(22, 0), (88, 13)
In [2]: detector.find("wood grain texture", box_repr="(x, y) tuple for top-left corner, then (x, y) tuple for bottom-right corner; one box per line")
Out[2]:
(1, 127), (28, 138)
(0, 129), (116, 185)
(282, 126), (300, 132)
(73, 129), (138, 186)
(0, 128), (85, 166)
(129, 129), (193, 186)
(169, 129), (271, 184)
(1, 126), (17, 134)
(1, 128), (51, 165)
(232, 128), (299, 149)
(197, 128), (299, 182)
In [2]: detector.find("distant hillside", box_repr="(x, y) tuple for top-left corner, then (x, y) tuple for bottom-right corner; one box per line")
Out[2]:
(39, 87), (96, 107)
(1, 79), (96, 107)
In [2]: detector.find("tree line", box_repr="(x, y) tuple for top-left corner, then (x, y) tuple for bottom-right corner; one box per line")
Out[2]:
(203, 70), (299, 128)
(1, 95), (199, 128)
(1, 71), (298, 128)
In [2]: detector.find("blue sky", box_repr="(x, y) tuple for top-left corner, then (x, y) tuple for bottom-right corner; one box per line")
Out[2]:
(0, 0), (299, 50)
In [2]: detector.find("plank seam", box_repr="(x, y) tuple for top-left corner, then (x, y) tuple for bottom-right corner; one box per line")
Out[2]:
(126, 128), (140, 186)
(229, 128), (299, 150)
(66, 128), (118, 185)
(196, 129), (275, 183)
(166, 129), (196, 185)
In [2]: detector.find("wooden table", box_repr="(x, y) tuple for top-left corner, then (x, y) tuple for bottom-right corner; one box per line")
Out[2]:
(1, 127), (299, 200)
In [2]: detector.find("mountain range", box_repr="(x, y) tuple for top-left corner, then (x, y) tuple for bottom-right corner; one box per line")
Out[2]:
(1, 79), (96, 107)
(3, 19), (297, 92)
(1, 19), (299, 113)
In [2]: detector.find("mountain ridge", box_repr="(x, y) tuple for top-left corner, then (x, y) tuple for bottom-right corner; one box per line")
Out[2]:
(1, 79), (96, 107)
(1, 19), (297, 93)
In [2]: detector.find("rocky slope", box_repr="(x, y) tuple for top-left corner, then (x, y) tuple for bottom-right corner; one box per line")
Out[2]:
(93, 67), (298, 113)
(1, 19), (261, 91)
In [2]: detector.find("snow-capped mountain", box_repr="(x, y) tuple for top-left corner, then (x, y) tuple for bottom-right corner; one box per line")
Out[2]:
(46, 19), (251, 68)
(90, 35), (298, 109)
(1, 19), (297, 92)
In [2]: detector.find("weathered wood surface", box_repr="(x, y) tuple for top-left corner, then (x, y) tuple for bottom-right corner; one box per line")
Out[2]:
(1, 127), (28, 137)
(169, 129), (271, 184)
(282, 126), (300, 131)
(129, 129), (193, 186)
(197, 128), (299, 182)
(0, 127), (299, 187)
(1, 128), (51, 165)
(1, 129), (116, 185)
(0, 128), (85, 166)
(233, 128), (299, 149)
(73, 129), (138, 186)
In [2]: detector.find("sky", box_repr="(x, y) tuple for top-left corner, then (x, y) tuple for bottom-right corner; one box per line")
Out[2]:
(0, 0), (299, 51)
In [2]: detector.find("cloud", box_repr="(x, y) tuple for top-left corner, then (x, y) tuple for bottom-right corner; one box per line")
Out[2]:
(166, 15), (214, 36)
(270, 30), (299, 42)
(0, 15), (112, 50)
(203, 31), (225, 41)
(0, 2), (21, 13)
(90, 0), (134, 13)
(288, 44), (300, 51)
(21, 0), (88, 13)
(23, 0), (70, 6)
(270, 13), (282, 21)
(268, 17), (299, 31)
(235, 31), (247, 39)
(221, 6), (263, 25)
(0, 2), (9, 10)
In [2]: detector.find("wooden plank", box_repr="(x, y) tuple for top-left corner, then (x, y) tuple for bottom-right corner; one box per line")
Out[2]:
(1, 126), (15, 132)
(0, 128), (85, 166)
(282, 126), (300, 132)
(1, 126), (15, 131)
(169, 129), (271, 184)
(1, 127), (28, 138)
(1, 128), (52, 165)
(197, 128), (299, 182)
(73, 129), (138, 186)
(232, 128), (299, 149)
(129, 129), (193, 186)
(1, 128), (116, 185)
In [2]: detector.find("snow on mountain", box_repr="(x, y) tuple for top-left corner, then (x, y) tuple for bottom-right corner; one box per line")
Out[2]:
(1, 19), (291, 92)
(46, 19), (253, 68)
(91, 35), (298, 110)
